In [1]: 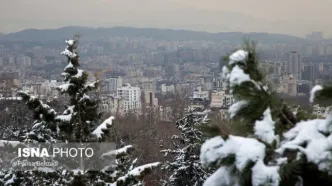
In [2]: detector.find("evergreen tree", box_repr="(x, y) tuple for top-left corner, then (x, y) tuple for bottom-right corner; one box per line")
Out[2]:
(161, 112), (210, 186)
(200, 42), (332, 186)
(1, 38), (159, 186)
(96, 140), (160, 186)
(18, 37), (100, 143)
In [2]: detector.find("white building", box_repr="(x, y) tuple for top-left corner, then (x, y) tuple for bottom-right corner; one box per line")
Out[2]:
(161, 84), (175, 94)
(192, 86), (209, 100)
(117, 83), (141, 113)
(210, 90), (235, 108)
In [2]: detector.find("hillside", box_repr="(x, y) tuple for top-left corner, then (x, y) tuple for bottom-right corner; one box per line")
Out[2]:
(0, 26), (308, 44)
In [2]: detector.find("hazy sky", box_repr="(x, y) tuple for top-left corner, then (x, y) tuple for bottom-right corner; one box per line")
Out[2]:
(1, 0), (332, 37)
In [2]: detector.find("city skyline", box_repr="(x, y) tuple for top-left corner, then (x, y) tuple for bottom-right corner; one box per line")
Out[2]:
(1, 0), (332, 37)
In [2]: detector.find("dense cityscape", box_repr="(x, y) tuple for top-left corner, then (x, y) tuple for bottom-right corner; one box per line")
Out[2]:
(4, 0), (332, 185)
(1, 28), (332, 121)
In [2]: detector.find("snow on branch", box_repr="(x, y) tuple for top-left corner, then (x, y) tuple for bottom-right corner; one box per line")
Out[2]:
(55, 105), (75, 123)
(203, 166), (239, 186)
(310, 85), (323, 103)
(84, 80), (100, 92)
(73, 69), (84, 78)
(79, 94), (91, 103)
(92, 116), (115, 139)
(276, 118), (332, 174)
(55, 114), (72, 122)
(101, 145), (133, 157)
(64, 62), (74, 71)
(200, 135), (281, 186)
(221, 66), (230, 80)
(86, 81), (99, 88)
(223, 49), (262, 92)
(200, 135), (265, 171)
(4, 174), (16, 186)
(251, 160), (280, 186)
(114, 162), (160, 185)
(229, 50), (248, 65)
(17, 91), (57, 119)
(57, 83), (73, 93)
(228, 100), (248, 119)
(229, 65), (251, 87)
(65, 39), (75, 46)
(61, 48), (77, 58)
(254, 108), (277, 144)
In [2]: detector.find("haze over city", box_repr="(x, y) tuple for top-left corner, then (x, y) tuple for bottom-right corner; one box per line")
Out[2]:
(2, 1), (332, 185)
(1, 0), (332, 37)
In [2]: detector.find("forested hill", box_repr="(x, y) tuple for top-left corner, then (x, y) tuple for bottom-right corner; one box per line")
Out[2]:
(0, 26), (308, 44)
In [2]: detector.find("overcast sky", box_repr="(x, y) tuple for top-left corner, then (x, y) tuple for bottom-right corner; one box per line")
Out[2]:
(1, 0), (331, 37)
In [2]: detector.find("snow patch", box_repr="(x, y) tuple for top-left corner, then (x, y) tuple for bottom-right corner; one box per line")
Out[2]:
(229, 65), (251, 87)
(221, 66), (230, 80)
(117, 162), (160, 182)
(92, 116), (115, 139)
(57, 83), (72, 92)
(64, 62), (74, 71)
(251, 160), (280, 186)
(65, 40), (75, 46)
(200, 135), (266, 171)
(310, 85), (323, 103)
(229, 50), (248, 65)
(85, 81), (99, 89)
(55, 114), (72, 122)
(101, 145), (133, 157)
(254, 108), (277, 144)
(61, 48), (77, 58)
(228, 100), (248, 119)
(4, 174), (16, 186)
(73, 69), (84, 78)
(203, 166), (239, 186)
(276, 118), (332, 173)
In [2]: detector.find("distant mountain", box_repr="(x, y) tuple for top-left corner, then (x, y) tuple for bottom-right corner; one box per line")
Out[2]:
(0, 26), (308, 44)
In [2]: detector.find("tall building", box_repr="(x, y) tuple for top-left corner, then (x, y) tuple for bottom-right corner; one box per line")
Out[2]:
(107, 76), (123, 93)
(302, 65), (315, 81)
(213, 77), (223, 90)
(287, 51), (302, 79)
(117, 83), (141, 113)
(143, 91), (158, 107)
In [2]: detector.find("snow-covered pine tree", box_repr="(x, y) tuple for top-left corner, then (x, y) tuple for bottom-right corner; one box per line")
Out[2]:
(200, 42), (332, 186)
(12, 38), (160, 186)
(161, 112), (210, 186)
(17, 37), (100, 143)
(94, 139), (160, 186)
